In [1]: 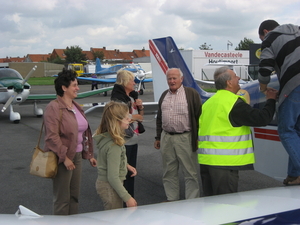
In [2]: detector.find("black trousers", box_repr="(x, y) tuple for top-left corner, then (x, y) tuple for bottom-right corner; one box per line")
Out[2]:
(200, 164), (239, 196)
(124, 144), (138, 198)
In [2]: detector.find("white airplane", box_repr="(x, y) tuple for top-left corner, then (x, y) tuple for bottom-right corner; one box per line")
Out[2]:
(2, 186), (300, 224)
(195, 62), (252, 90)
(0, 66), (113, 123)
(2, 37), (297, 224)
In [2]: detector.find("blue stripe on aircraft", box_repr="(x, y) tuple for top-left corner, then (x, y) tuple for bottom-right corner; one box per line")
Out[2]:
(222, 208), (300, 224)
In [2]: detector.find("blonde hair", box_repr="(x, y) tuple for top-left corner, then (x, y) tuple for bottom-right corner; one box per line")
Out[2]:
(94, 101), (129, 146)
(116, 69), (135, 87)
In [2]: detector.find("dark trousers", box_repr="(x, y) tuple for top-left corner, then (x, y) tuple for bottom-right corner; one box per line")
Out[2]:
(91, 83), (98, 90)
(124, 144), (138, 198)
(200, 164), (239, 196)
(52, 152), (82, 215)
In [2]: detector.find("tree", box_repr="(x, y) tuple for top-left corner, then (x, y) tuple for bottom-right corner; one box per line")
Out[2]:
(93, 51), (105, 61)
(48, 56), (64, 64)
(199, 43), (213, 50)
(235, 37), (254, 50)
(64, 45), (86, 63)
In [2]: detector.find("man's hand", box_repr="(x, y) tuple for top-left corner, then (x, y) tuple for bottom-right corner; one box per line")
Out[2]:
(154, 140), (160, 149)
(266, 87), (278, 100)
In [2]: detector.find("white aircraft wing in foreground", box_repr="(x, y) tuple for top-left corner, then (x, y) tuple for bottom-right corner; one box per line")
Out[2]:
(2, 186), (300, 225)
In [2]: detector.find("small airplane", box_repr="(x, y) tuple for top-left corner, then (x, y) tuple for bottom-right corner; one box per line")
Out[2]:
(196, 62), (253, 89)
(77, 58), (153, 95)
(0, 67), (113, 123)
(80, 57), (149, 78)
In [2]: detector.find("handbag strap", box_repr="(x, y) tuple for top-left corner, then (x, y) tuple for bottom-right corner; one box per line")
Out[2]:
(36, 122), (44, 149)
(37, 108), (63, 148)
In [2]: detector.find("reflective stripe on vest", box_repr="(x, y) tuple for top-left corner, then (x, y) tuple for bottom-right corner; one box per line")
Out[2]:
(199, 134), (252, 143)
(198, 152), (255, 166)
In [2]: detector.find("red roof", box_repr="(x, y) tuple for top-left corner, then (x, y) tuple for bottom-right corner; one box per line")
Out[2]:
(90, 48), (149, 61)
(0, 47), (150, 63)
(0, 57), (25, 63)
(51, 49), (66, 59)
(26, 54), (51, 62)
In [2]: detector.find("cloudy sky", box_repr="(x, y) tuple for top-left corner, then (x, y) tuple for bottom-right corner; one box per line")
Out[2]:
(0, 0), (299, 58)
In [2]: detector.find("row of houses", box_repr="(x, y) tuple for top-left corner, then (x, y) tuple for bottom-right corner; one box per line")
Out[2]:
(0, 47), (150, 63)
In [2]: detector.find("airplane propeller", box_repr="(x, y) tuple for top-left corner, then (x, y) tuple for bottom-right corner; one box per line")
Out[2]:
(131, 64), (152, 95)
(1, 65), (37, 113)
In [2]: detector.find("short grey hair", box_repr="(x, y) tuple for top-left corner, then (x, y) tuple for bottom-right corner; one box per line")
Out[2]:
(166, 68), (183, 77)
(214, 66), (232, 90)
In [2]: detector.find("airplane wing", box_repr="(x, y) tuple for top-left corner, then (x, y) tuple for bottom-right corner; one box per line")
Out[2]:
(83, 101), (158, 114)
(24, 86), (113, 102)
(134, 77), (153, 83)
(194, 79), (216, 90)
(78, 75), (153, 84)
(2, 186), (300, 224)
(77, 76), (116, 84)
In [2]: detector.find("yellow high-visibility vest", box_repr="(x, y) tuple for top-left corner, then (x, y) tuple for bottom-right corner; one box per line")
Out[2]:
(198, 90), (255, 166)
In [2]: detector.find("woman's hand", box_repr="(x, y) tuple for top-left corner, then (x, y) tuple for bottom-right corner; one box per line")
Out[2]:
(126, 197), (137, 208)
(131, 114), (143, 122)
(127, 164), (137, 177)
(64, 157), (75, 170)
(135, 98), (143, 109)
(89, 157), (97, 167)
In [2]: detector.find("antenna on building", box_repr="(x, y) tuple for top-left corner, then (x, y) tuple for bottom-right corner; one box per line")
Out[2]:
(227, 40), (233, 50)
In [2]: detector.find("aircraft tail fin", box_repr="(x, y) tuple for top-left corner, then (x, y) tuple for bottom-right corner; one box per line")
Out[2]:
(149, 36), (210, 102)
(95, 57), (102, 72)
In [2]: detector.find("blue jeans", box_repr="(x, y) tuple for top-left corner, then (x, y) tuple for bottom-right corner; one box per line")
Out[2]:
(278, 85), (300, 177)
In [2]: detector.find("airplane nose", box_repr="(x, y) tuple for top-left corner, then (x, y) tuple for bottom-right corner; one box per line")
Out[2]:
(14, 83), (24, 92)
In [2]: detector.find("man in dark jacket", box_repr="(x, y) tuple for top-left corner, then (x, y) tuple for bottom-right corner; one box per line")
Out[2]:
(258, 19), (300, 185)
(154, 68), (201, 201)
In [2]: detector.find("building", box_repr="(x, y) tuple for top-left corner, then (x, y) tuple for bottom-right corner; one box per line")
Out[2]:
(90, 47), (149, 63)
(180, 49), (250, 80)
(24, 54), (51, 62)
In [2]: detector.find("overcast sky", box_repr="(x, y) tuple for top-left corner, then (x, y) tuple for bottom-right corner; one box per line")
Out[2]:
(0, 0), (299, 58)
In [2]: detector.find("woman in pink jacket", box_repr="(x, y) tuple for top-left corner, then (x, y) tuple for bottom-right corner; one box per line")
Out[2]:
(44, 68), (97, 215)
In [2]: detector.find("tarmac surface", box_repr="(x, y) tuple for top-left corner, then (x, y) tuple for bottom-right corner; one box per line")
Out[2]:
(0, 83), (283, 215)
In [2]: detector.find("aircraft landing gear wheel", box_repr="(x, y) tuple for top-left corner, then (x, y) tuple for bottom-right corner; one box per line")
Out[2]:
(139, 89), (144, 95)
(103, 91), (107, 96)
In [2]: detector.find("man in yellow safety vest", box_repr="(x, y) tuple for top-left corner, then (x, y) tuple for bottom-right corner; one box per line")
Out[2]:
(198, 66), (277, 196)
